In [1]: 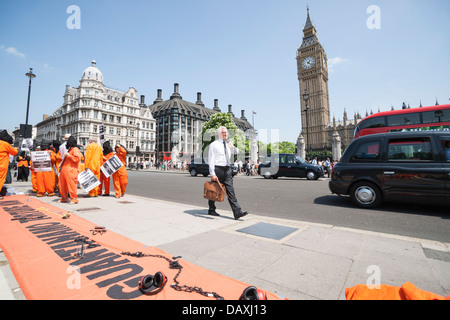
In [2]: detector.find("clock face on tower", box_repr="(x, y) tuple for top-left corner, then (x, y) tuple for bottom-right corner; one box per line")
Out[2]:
(302, 56), (315, 70)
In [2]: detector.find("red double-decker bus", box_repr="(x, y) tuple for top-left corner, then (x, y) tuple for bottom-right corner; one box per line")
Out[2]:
(353, 104), (450, 139)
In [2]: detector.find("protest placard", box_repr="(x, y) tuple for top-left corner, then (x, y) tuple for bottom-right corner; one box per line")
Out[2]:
(21, 138), (33, 151)
(100, 155), (123, 178)
(78, 169), (100, 192)
(30, 151), (52, 172)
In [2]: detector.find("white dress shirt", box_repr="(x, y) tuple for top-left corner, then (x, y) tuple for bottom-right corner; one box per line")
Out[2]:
(208, 138), (239, 176)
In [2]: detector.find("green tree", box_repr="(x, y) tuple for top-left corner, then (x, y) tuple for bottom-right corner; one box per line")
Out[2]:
(200, 113), (245, 154)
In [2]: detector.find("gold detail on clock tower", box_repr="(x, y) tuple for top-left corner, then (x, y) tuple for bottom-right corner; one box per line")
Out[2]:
(297, 7), (331, 151)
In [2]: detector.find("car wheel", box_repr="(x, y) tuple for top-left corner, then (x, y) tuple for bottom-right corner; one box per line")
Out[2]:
(350, 181), (382, 209)
(190, 169), (198, 177)
(306, 170), (317, 180)
(262, 171), (272, 179)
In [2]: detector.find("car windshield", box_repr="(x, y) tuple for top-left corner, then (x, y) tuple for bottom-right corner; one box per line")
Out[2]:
(295, 155), (306, 163)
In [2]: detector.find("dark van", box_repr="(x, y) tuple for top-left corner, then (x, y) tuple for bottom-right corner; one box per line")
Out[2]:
(329, 131), (450, 208)
(258, 153), (324, 180)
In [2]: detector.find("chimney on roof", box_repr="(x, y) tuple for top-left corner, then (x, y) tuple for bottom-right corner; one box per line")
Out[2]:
(213, 99), (221, 112)
(240, 110), (247, 120)
(196, 92), (204, 107)
(139, 95), (146, 108)
(170, 83), (182, 100)
(154, 89), (163, 103)
(228, 104), (234, 116)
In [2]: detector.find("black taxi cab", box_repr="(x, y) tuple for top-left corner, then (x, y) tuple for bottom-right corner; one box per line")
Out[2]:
(329, 131), (450, 208)
(258, 153), (324, 180)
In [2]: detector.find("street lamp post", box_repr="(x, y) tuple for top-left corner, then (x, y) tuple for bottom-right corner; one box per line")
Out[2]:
(24, 68), (36, 138)
(302, 88), (310, 156)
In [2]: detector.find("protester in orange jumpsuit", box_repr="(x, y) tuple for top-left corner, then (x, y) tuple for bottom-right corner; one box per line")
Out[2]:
(84, 138), (103, 197)
(0, 130), (18, 199)
(17, 152), (30, 182)
(35, 141), (56, 197)
(29, 146), (40, 193)
(98, 141), (114, 196)
(112, 144), (128, 198)
(52, 140), (62, 194)
(59, 136), (82, 204)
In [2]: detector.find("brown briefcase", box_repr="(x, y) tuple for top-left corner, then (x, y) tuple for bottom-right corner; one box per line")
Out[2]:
(203, 181), (226, 202)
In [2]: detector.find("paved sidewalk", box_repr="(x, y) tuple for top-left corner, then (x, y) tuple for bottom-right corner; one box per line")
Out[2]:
(1, 180), (449, 300)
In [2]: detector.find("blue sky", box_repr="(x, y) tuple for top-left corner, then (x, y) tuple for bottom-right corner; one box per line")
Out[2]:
(1, 0), (449, 143)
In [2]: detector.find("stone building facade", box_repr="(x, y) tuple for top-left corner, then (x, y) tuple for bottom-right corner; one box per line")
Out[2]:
(145, 83), (256, 161)
(35, 61), (156, 164)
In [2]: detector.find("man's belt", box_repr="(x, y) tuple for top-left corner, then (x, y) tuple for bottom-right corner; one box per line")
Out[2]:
(215, 165), (230, 169)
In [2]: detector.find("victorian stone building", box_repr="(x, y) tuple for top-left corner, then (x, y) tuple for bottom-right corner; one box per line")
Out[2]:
(296, 8), (362, 154)
(35, 61), (156, 164)
(35, 61), (256, 165)
(144, 83), (256, 161)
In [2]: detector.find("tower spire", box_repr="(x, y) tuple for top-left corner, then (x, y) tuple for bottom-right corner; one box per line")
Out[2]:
(304, 5), (314, 31)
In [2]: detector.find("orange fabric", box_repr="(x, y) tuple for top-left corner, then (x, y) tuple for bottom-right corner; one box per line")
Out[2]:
(29, 160), (37, 192)
(0, 195), (283, 300)
(55, 151), (61, 192)
(115, 145), (127, 165)
(98, 152), (114, 195)
(345, 282), (448, 300)
(35, 150), (56, 196)
(85, 143), (103, 196)
(0, 140), (18, 190)
(18, 156), (29, 168)
(59, 147), (82, 202)
(113, 146), (127, 198)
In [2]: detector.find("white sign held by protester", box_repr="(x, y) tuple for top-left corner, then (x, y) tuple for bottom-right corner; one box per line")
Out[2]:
(78, 169), (100, 192)
(30, 151), (52, 172)
(100, 155), (123, 178)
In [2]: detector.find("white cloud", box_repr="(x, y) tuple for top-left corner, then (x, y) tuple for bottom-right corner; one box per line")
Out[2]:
(327, 57), (346, 72)
(1, 46), (26, 59)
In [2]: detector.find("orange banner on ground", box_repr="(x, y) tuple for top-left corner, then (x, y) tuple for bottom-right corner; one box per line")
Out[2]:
(0, 195), (281, 300)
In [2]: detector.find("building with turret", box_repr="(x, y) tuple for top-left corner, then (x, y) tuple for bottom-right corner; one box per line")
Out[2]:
(35, 60), (156, 164)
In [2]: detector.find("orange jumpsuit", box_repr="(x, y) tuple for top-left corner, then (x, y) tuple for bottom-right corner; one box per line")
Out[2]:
(29, 160), (37, 192)
(84, 142), (103, 196)
(98, 152), (114, 196)
(0, 141), (18, 192)
(36, 150), (56, 197)
(55, 150), (61, 192)
(112, 146), (128, 198)
(17, 156), (29, 181)
(59, 146), (82, 203)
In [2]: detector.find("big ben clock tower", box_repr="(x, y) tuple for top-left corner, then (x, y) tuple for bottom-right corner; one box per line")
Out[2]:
(297, 7), (331, 151)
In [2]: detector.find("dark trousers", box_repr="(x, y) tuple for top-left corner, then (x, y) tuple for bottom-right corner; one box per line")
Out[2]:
(208, 166), (242, 218)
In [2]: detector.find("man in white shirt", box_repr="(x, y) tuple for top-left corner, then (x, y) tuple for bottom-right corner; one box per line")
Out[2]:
(59, 134), (71, 161)
(208, 126), (248, 220)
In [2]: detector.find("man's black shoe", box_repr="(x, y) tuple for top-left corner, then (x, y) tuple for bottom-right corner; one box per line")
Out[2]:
(234, 211), (248, 220)
(208, 210), (220, 217)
